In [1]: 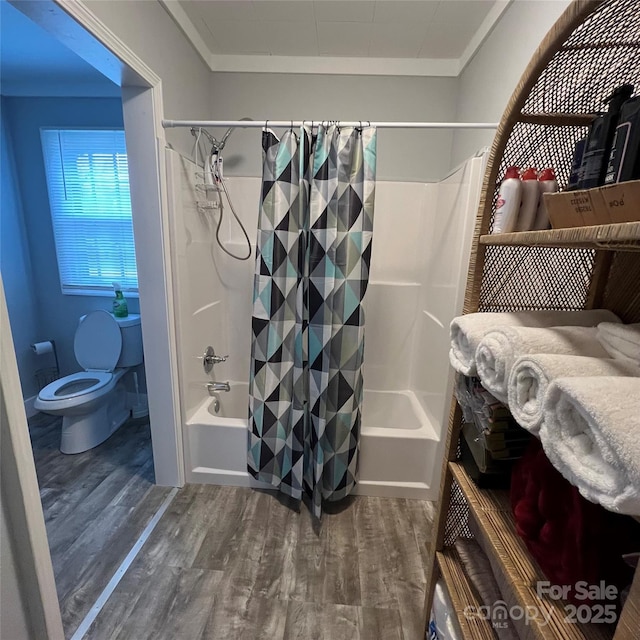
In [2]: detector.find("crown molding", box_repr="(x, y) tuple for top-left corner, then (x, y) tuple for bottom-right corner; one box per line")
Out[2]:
(209, 54), (460, 77)
(459, 0), (513, 73)
(158, 0), (212, 68)
(160, 0), (515, 78)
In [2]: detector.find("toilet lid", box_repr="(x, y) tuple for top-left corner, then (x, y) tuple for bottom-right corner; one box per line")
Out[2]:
(74, 310), (122, 371)
(38, 371), (113, 401)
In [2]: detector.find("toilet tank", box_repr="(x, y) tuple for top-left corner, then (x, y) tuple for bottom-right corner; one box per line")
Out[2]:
(113, 314), (143, 367)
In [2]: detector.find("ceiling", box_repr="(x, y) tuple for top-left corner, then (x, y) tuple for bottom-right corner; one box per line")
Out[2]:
(165, 0), (511, 76)
(0, 0), (119, 97)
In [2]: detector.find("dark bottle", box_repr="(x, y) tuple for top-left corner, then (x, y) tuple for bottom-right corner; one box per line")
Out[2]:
(578, 84), (634, 189)
(567, 137), (587, 190)
(605, 95), (640, 184)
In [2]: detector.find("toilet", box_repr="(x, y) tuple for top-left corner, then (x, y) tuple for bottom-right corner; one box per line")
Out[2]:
(34, 310), (144, 454)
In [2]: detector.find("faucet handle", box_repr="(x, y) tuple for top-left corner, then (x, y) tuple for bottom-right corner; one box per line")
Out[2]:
(201, 346), (229, 374)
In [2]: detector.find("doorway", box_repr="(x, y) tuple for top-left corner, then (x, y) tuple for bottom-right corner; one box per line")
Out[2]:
(0, 1), (183, 637)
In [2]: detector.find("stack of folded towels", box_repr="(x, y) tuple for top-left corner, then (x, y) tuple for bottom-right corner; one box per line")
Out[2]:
(597, 322), (640, 360)
(449, 309), (619, 377)
(449, 312), (640, 515)
(541, 377), (640, 514)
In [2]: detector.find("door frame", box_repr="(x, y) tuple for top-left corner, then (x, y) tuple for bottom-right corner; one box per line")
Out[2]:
(2, 0), (184, 634)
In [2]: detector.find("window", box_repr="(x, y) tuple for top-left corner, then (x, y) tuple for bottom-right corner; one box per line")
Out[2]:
(40, 128), (138, 296)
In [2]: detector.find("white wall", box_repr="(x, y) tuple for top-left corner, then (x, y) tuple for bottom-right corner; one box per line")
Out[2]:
(209, 72), (458, 182)
(166, 152), (255, 414)
(451, 0), (571, 167)
(86, 0), (212, 158)
(363, 181), (434, 391)
(411, 156), (485, 430)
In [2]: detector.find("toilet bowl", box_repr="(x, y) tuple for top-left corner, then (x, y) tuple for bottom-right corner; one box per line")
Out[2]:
(34, 310), (143, 454)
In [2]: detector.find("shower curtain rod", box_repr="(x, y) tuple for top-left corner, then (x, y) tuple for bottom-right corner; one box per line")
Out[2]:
(162, 119), (499, 130)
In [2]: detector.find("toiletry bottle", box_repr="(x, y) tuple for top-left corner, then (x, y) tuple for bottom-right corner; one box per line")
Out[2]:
(567, 137), (587, 190)
(112, 282), (129, 318)
(204, 153), (214, 186)
(579, 84), (634, 189)
(533, 168), (558, 230)
(492, 166), (522, 234)
(605, 95), (640, 184)
(516, 167), (539, 231)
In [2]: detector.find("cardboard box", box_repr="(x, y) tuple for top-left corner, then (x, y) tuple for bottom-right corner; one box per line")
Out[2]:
(596, 179), (640, 223)
(545, 189), (607, 228)
(543, 180), (640, 229)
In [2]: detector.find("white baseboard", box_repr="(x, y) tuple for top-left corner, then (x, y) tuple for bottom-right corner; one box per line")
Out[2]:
(24, 395), (39, 419)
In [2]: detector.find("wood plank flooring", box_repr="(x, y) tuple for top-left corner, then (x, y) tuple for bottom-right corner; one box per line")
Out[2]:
(30, 413), (435, 639)
(29, 413), (171, 639)
(86, 485), (435, 640)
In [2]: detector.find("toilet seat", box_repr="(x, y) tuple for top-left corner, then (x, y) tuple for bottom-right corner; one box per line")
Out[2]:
(38, 371), (114, 402)
(75, 310), (122, 371)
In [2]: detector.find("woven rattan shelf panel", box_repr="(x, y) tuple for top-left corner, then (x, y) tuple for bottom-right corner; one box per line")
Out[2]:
(478, 245), (595, 313)
(480, 222), (640, 251)
(425, 2), (640, 638)
(474, 0), (640, 314)
(449, 463), (613, 640)
(436, 549), (496, 640)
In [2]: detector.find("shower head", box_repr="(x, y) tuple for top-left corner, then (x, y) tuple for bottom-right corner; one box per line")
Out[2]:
(217, 116), (253, 153)
(191, 118), (254, 158)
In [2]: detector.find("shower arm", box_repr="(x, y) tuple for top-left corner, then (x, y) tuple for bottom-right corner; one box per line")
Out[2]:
(190, 117), (254, 156)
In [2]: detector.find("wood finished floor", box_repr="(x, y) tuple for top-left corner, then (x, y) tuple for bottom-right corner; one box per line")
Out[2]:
(86, 485), (435, 640)
(29, 413), (171, 639)
(30, 413), (435, 640)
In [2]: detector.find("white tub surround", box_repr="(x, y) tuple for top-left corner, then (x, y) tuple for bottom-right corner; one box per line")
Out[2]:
(167, 148), (484, 501)
(187, 387), (437, 499)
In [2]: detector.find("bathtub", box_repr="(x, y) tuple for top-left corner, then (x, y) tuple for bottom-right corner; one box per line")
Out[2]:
(186, 383), (439, 499)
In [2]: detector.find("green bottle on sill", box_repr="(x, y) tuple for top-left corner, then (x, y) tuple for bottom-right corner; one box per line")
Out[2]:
(112, 282), (129, 318)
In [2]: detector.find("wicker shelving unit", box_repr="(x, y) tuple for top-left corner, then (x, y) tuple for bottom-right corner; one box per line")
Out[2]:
(481, 222), (640, 251)
(423, 1), (640, 639)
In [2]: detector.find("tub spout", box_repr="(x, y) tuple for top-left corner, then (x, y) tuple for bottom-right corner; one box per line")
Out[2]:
(207, 381), (230, 394)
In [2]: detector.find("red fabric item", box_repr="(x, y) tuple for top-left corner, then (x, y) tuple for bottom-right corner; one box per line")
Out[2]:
(510, 439), (638, 605)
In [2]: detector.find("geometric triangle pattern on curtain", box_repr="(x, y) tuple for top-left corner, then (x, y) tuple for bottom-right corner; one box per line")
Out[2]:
(248, 124), (377, 518)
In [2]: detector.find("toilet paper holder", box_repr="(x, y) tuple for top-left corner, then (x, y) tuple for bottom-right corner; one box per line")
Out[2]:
(32, 339), (60, 391)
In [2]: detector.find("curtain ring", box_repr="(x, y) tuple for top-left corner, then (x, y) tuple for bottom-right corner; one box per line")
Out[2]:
(265, 119), (269, 130)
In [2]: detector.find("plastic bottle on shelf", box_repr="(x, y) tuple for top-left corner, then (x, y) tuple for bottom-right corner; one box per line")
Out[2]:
(516, 167), (540, 231)
(533, 168), (558, 230)
(112, 282), (129, 318)
(204, 153), (215, 186)
(605, 95), (640, 184)
(492, 166), (522, 234)
(578, 84), (634, 188)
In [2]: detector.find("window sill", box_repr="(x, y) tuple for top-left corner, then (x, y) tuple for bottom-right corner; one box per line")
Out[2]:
(61, 288), (140, 299)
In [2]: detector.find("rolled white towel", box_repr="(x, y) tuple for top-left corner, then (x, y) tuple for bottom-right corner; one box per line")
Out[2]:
(597, 322), (640, 362)
(475, 326), (608, 403)
(508, 355), (640, 435)
(540, 377), (640, 515)
(449, 310), (619, 376)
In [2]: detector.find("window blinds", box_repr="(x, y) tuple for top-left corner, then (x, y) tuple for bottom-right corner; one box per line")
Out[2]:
(40, 129), (138, 295)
